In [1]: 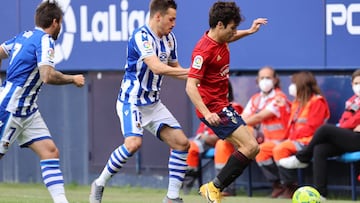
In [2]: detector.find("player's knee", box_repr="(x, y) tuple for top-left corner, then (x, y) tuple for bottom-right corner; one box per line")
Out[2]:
(39, 146), (59, 159)
(184, 139), (190, 151)
(248, 141), (260, 158)
(49, 146), (59, 157)
(180, 139), (190, 151)
(252, 143), (260, 156)
(124, 140), (142, 153)
(173, 138), (190, 152)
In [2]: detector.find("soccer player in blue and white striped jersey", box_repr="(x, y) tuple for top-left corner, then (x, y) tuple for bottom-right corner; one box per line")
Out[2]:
(0, 1), (85, 203)
(90, 0), (189, 203)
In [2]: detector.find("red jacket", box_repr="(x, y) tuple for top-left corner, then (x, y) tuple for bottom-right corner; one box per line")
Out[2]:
(287, 95), (330, 144)
(339, 95), (360, 129)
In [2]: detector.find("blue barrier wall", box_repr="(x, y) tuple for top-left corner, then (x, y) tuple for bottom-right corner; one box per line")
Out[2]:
(0, 0), (359, 71)
(0, 80), (89, 185)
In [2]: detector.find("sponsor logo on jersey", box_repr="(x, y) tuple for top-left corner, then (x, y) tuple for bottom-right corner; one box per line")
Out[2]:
(219, 64), (229, 77)
(217, 55), (222, 61)
(143, 41), (151, 50)
(192, 55), (203, 70)
(159, 53), (167, 63)
(47, 48), (55, 60)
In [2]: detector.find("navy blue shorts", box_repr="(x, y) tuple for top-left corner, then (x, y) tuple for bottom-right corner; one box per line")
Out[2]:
(200, 105), (246, 140)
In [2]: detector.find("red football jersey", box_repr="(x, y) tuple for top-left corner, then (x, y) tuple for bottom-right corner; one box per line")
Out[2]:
(188, 32), (230, 118)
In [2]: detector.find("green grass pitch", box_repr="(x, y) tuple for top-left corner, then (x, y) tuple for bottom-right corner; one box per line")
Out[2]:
(0, 183), (354, 203)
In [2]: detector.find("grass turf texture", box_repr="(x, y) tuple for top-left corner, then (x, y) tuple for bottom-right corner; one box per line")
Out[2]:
(0, 183), (354, 203)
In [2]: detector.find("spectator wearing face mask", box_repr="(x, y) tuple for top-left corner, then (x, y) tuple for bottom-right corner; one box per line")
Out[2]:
(241, 66), (291, 198)
(279, 69), (360, 199)
(265, 71), (330, 199)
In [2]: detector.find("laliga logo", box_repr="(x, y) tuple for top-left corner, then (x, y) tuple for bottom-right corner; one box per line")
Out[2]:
(47, 0), (150, 64)
(52, 0), (76, 64)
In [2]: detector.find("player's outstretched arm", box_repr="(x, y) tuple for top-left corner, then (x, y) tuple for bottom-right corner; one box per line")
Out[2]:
(229, 18), (268, 42)
(39, 65), (85, 87)
(168, 61), (188, 80)
(144, 55), (188, 78)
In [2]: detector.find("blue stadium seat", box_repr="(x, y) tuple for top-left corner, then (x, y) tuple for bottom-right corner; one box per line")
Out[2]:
(337, 151), (360, 201)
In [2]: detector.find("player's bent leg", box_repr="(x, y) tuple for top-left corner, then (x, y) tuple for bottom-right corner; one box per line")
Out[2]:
(160, 127), (189, 201)
(227, 125), (259, 159)
(199, 181), (222, 203)
(0, 111), (21, 159)
(160, 127), (190, 151)
(29, 139), (59, 159)
(124, 136), (143, 153)
(90, 143), (134, 203)
(40, 159), (69, 203)
(29, 140), (68, 203)
(199, 125), (255, 200)
(90, 180), (104, 203)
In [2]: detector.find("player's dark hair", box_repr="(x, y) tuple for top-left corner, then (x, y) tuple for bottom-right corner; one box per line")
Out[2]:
(150, 0), (177, 17)
(352, 69), (360, 82)
(35, 0), (63, 29)
(209, 1), (243, 29)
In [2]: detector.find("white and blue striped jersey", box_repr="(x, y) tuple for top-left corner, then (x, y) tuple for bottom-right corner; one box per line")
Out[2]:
(118, 24), (178, 106)
(0, 27), (56, 117)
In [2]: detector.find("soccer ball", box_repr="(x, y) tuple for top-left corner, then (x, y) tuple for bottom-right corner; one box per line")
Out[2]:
(292, 186), (321, 203)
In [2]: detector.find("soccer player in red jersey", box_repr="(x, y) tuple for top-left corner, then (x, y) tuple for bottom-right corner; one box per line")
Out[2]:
(185, 1), (267, 202)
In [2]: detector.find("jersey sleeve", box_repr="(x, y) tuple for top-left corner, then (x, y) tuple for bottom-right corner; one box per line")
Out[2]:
(37, 34), (56, 68)
(132, 30), (156, 61)
(1, 36), (16, 57)
(188, 50), (208, 80)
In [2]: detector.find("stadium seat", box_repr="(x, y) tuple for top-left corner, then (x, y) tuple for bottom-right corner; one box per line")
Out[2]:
(197, 147), (253, 197)
(337, 151), (360, 201)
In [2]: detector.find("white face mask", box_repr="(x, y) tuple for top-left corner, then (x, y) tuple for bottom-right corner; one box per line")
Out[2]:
(288, 83), (297, 97)
(258, 78), (274, 93)
(353, 84), (360, 97)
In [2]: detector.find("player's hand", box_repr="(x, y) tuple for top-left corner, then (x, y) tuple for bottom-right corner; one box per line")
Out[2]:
(249, 18), (268, 34)
(205, 112), (221, 126)
(73, 74), (85, 87)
